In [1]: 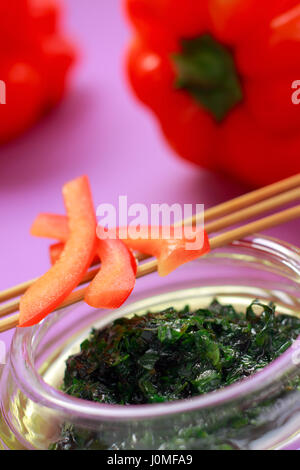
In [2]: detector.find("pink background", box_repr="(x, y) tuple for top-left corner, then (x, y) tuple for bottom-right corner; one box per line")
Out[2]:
(0, 0), (299, 350)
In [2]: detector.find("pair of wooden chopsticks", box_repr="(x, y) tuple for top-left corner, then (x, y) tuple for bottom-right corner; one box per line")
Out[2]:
(0, 174), (300, 333)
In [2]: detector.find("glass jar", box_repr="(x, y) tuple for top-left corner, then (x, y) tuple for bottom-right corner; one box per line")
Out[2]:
(1, 235), (300, 450)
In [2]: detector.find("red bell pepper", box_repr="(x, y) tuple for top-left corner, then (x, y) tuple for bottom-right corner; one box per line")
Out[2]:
(126, 0), (300, 187)
(85, 239), (137, 309)
(0, 1), (32, 43)
(0, 59), (46, 143)
(0, 0), (75, 143)
(19, 176), (97, 327)
(40, 34), (76, 106)
(30, 0), (59, 35)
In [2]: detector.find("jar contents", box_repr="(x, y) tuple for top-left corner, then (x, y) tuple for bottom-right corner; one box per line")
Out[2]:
(52, 300), (300, 450)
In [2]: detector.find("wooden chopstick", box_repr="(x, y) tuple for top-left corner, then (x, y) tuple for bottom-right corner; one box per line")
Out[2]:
(184, 173), (300, 225)
(0, 314), (19, 333)
(209, 204), (300, 249)
(1, 174), (299, 306)
(0, 204), (300, 333)
(205, 186), (300, 234)
(0, 252), (148, 305)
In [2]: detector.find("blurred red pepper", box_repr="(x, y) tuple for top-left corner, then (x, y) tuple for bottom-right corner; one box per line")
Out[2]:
(126, 0), (300, 187)
(0, 0), (75, 143)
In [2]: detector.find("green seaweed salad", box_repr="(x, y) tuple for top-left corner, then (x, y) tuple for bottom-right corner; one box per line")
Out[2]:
(52, 300), (300, 450)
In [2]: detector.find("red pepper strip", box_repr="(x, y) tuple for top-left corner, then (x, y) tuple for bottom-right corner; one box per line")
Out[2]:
(31, 213), (69, 242)
(34, 211), (209, 279)
(50, 241), (99, 267)
(85, 239), (137, 309)
(31, 215), (137, 310)
(108, 226), (210, 277)
(33, 216), (210, 277)
(19, 176), (97, 327)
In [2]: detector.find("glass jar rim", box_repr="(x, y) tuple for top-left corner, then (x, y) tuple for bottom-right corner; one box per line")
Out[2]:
(9, 234), (300, 423)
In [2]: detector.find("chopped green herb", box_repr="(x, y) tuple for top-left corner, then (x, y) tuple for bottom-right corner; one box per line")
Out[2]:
(62, 300), (300, 404)
(51, 300), (300, 450)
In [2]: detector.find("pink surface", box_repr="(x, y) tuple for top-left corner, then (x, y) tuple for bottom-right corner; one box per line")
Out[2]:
(0, 0), (299, 350)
